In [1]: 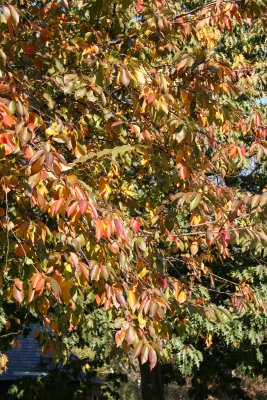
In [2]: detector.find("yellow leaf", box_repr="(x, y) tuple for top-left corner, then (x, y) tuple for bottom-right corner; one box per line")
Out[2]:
(99, 176), (112, 200)
(138, 267), (149, 278)
(128, 290), (137, 311)
(205, 333), (213, 348)
(138, 313), (146, 329)
(178, 291), (187, 304)
(190, 241), (199, 256)
(135, 69), (146, 85)
(190, 215), (206, 226)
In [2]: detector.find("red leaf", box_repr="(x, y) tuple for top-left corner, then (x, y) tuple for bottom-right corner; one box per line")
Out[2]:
(220, 230), (230, 245)
(78, 199), (88, 215)
(114, 219), (127, 240)
(136, 0), (144, 12)
(158, 275), (167, 291)
(51, 198), (64, 216)
(130, 217), (141, 233)
(23, 44), (35, 56)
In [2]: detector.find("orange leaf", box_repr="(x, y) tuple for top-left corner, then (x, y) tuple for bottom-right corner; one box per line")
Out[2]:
(51, 198), (64, 216)
(128, 289), (137, 311)
(24, 145), (34, 159)
(177, 163), (188, 180)
(2, 114), (15, 128)
(115, 329), (125, 347)
(0, 133), (16, 155)
(105, 220), (113, 239)
(67, 201), (78, 218)
(32, 272), (43, 289)
(96, 218), (105, 241)
(108, 242), (120, 254)
(13, 278), (24, 303)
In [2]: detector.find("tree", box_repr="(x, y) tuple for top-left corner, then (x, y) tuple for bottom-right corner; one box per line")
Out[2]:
(0, 0), (266, 399)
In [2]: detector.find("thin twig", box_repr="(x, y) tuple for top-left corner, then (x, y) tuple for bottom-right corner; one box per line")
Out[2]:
(174, 0), (231, 20)
(5, 191), (9, 273)
(0, 331), (21, 339)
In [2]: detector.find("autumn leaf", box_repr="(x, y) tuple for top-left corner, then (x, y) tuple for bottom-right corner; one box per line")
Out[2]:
(130, 217), (141, 233)
(135, 0), (144, 12)
(128, 289), (137, 311)
(51, 198), (64, 216)
(78, 199), (88, 215)
(0, 133), (16, 155)
(13, 278), (24, 303)
(96, 218), (105, 241)
(114, 219), (127, 240)
(23, 43), (35, 56)
(149, 348), (157, 371)
(178, 291), (187, 304)
(120, 68), (131, 87)
(2, 114), (16, 128)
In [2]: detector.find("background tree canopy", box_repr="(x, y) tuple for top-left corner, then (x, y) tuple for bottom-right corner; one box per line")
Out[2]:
(0, 0), (266, 398)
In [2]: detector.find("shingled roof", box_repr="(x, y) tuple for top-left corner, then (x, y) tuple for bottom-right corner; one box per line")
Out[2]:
(0, 325), (53, 381)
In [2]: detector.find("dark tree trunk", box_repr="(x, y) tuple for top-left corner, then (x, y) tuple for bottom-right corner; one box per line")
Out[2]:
(139, 360), (165, 400)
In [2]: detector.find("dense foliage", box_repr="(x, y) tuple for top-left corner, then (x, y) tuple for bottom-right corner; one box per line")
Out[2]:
(0, 0), (266, 394)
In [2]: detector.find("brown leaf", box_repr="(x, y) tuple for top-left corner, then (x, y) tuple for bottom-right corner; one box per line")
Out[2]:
(13, 279), (24, 303)
(48, 277), (62, 298)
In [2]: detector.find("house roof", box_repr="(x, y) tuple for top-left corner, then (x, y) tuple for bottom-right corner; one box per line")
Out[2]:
(0, 325), (52, 381)
(0, 323), (103, 393)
